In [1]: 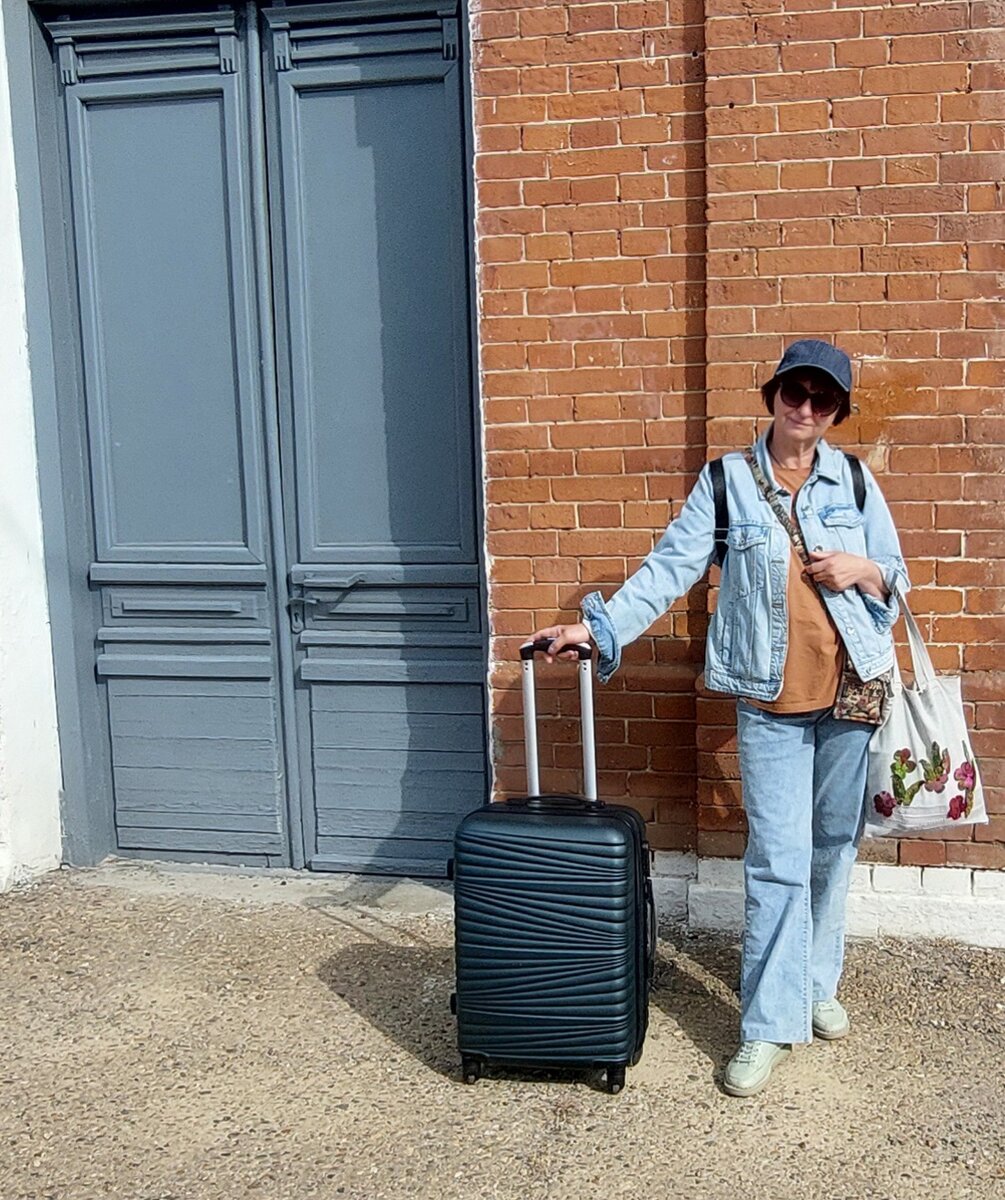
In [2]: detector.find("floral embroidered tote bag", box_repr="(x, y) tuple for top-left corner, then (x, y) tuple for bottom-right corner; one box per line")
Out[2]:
(865, 591), (986, 837)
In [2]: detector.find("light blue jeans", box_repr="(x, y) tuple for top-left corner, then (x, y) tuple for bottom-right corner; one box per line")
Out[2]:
(736, 700), (872, 1045)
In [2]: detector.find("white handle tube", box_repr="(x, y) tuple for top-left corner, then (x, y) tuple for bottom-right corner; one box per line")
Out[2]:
(519, 641), (596, 800)
(521, 657), (540, 797)
(578, 656), (597, 801)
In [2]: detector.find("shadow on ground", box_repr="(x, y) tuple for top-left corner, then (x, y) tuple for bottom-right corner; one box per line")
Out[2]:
(650, 926), (743, 1088)
(318, 936), (457, 1080)
(314, 910), (746, 1094)
(317, 934), (632, 1092)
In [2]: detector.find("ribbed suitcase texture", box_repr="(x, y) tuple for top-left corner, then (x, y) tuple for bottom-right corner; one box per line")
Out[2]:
(452, 797), (654, 1091)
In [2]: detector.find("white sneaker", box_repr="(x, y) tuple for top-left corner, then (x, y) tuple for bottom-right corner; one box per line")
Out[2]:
(723, 1040), (791, 1097)
(812, 998), (850, 1040)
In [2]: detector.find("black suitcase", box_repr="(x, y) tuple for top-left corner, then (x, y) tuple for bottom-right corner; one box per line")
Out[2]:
(449, 639), (655, 1094)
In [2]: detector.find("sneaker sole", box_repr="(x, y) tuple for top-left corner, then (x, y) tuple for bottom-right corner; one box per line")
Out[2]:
(723, 1048), (791, 1098)
(812, 1021), (850, 1041)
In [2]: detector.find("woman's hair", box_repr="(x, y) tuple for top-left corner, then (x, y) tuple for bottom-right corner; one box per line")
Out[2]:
(762, 367), (852, 426)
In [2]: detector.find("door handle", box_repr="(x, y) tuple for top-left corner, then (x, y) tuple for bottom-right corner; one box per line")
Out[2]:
(287, 574), (367, 632)
(294, 573), (366, 592)
(287, 594), (318, 634)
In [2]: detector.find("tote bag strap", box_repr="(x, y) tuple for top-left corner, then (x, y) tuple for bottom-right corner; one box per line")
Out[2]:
(896, 588), (936, 691)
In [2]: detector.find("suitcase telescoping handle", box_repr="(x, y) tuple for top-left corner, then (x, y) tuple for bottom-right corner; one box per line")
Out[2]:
(518, 639), (597, 802)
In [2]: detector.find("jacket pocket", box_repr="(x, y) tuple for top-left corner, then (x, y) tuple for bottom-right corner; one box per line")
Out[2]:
(819, 504), (866, 553)
(723, 523), (770, 598)
(722, 575), (774, 683)
(719, 524), (774, 683)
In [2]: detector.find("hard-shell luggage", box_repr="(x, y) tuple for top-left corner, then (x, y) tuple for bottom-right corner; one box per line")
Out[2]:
(449, 639), (655, 1094)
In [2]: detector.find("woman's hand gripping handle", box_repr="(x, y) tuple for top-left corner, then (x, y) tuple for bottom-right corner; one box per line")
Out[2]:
(527, 622), (594, 664)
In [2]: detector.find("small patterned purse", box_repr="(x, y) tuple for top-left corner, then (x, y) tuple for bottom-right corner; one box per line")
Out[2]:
(744, 448), (892, 726)
(832, 659), (890, 725)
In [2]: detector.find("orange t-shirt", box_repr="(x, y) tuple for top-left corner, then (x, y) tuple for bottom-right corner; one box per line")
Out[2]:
(747, 462), (844, 714)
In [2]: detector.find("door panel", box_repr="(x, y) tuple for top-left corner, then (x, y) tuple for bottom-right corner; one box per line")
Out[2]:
(296, 583), (480, 633)
(65, 75), (264, 563)
(265, 3), (485, 877)
(49, 11), (289, 864)
(276, 64), (475, 563)
(107, 677), (285, 855)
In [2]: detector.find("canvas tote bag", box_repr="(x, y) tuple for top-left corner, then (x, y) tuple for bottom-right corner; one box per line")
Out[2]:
(865, 591), (987, 838)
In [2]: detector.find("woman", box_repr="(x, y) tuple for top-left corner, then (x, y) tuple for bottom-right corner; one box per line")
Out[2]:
(532, 339), (910, 1098)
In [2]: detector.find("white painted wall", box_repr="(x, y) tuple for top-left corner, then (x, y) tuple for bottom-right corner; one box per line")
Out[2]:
(653, 853), (1005, 949)
(0, 7), (64, 891)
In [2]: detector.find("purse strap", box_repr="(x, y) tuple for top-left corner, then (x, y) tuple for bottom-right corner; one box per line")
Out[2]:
(744, 447), (813, 567)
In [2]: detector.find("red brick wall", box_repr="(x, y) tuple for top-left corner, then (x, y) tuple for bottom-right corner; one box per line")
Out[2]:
(472, 0), (1005, 868)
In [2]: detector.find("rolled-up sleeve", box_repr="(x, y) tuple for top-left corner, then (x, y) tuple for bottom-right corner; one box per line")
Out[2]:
(861, 587), (900, 630)
(581, 591), (620, 683)
(580, 465), (717, 683)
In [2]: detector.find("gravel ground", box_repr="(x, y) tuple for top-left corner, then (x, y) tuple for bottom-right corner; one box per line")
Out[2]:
(1, 863), (1004, 1200)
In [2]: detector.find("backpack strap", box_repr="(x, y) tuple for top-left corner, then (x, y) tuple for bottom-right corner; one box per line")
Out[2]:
(844, 452), (866, 513)
(709, 457), (729, 567)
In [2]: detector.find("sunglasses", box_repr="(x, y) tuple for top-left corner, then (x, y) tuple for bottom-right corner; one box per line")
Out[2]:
(778, 379), (842, 417)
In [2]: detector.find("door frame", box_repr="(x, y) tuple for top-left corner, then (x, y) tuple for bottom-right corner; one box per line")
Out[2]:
(4, 0), (488, 867)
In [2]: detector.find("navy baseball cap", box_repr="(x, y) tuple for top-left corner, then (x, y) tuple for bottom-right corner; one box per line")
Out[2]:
(770, 339), (852, 394)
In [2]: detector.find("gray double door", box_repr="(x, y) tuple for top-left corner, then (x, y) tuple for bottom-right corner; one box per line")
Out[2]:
(47, 2), (485, 874)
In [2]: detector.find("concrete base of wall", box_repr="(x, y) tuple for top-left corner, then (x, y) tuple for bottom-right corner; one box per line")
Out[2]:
(653, 853), (1005, 949)
(0, 848), (61, 894)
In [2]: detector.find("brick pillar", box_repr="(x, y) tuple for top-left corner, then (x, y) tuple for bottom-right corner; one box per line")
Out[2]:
(472, 1), (708, 849)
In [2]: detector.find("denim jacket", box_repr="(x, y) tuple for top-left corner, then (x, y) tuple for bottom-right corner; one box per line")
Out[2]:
(581, 432), (911, 699)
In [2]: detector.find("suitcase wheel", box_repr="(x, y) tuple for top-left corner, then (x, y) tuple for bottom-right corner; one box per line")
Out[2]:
(461, 1057), (482, 1085)
(604, 1066), (626, 1095)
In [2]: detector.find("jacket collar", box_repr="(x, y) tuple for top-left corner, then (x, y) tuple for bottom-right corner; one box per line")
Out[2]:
(754, 428), (843, 488)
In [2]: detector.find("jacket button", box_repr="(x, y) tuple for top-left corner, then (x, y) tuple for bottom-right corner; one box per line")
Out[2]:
(813, 545), (823, 552)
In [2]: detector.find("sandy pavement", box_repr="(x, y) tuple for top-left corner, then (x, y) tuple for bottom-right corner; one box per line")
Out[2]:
(1, 862), (1003, 1200)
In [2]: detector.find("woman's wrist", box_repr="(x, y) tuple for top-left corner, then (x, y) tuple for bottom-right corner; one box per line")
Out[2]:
(857, 557), (889, 601)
